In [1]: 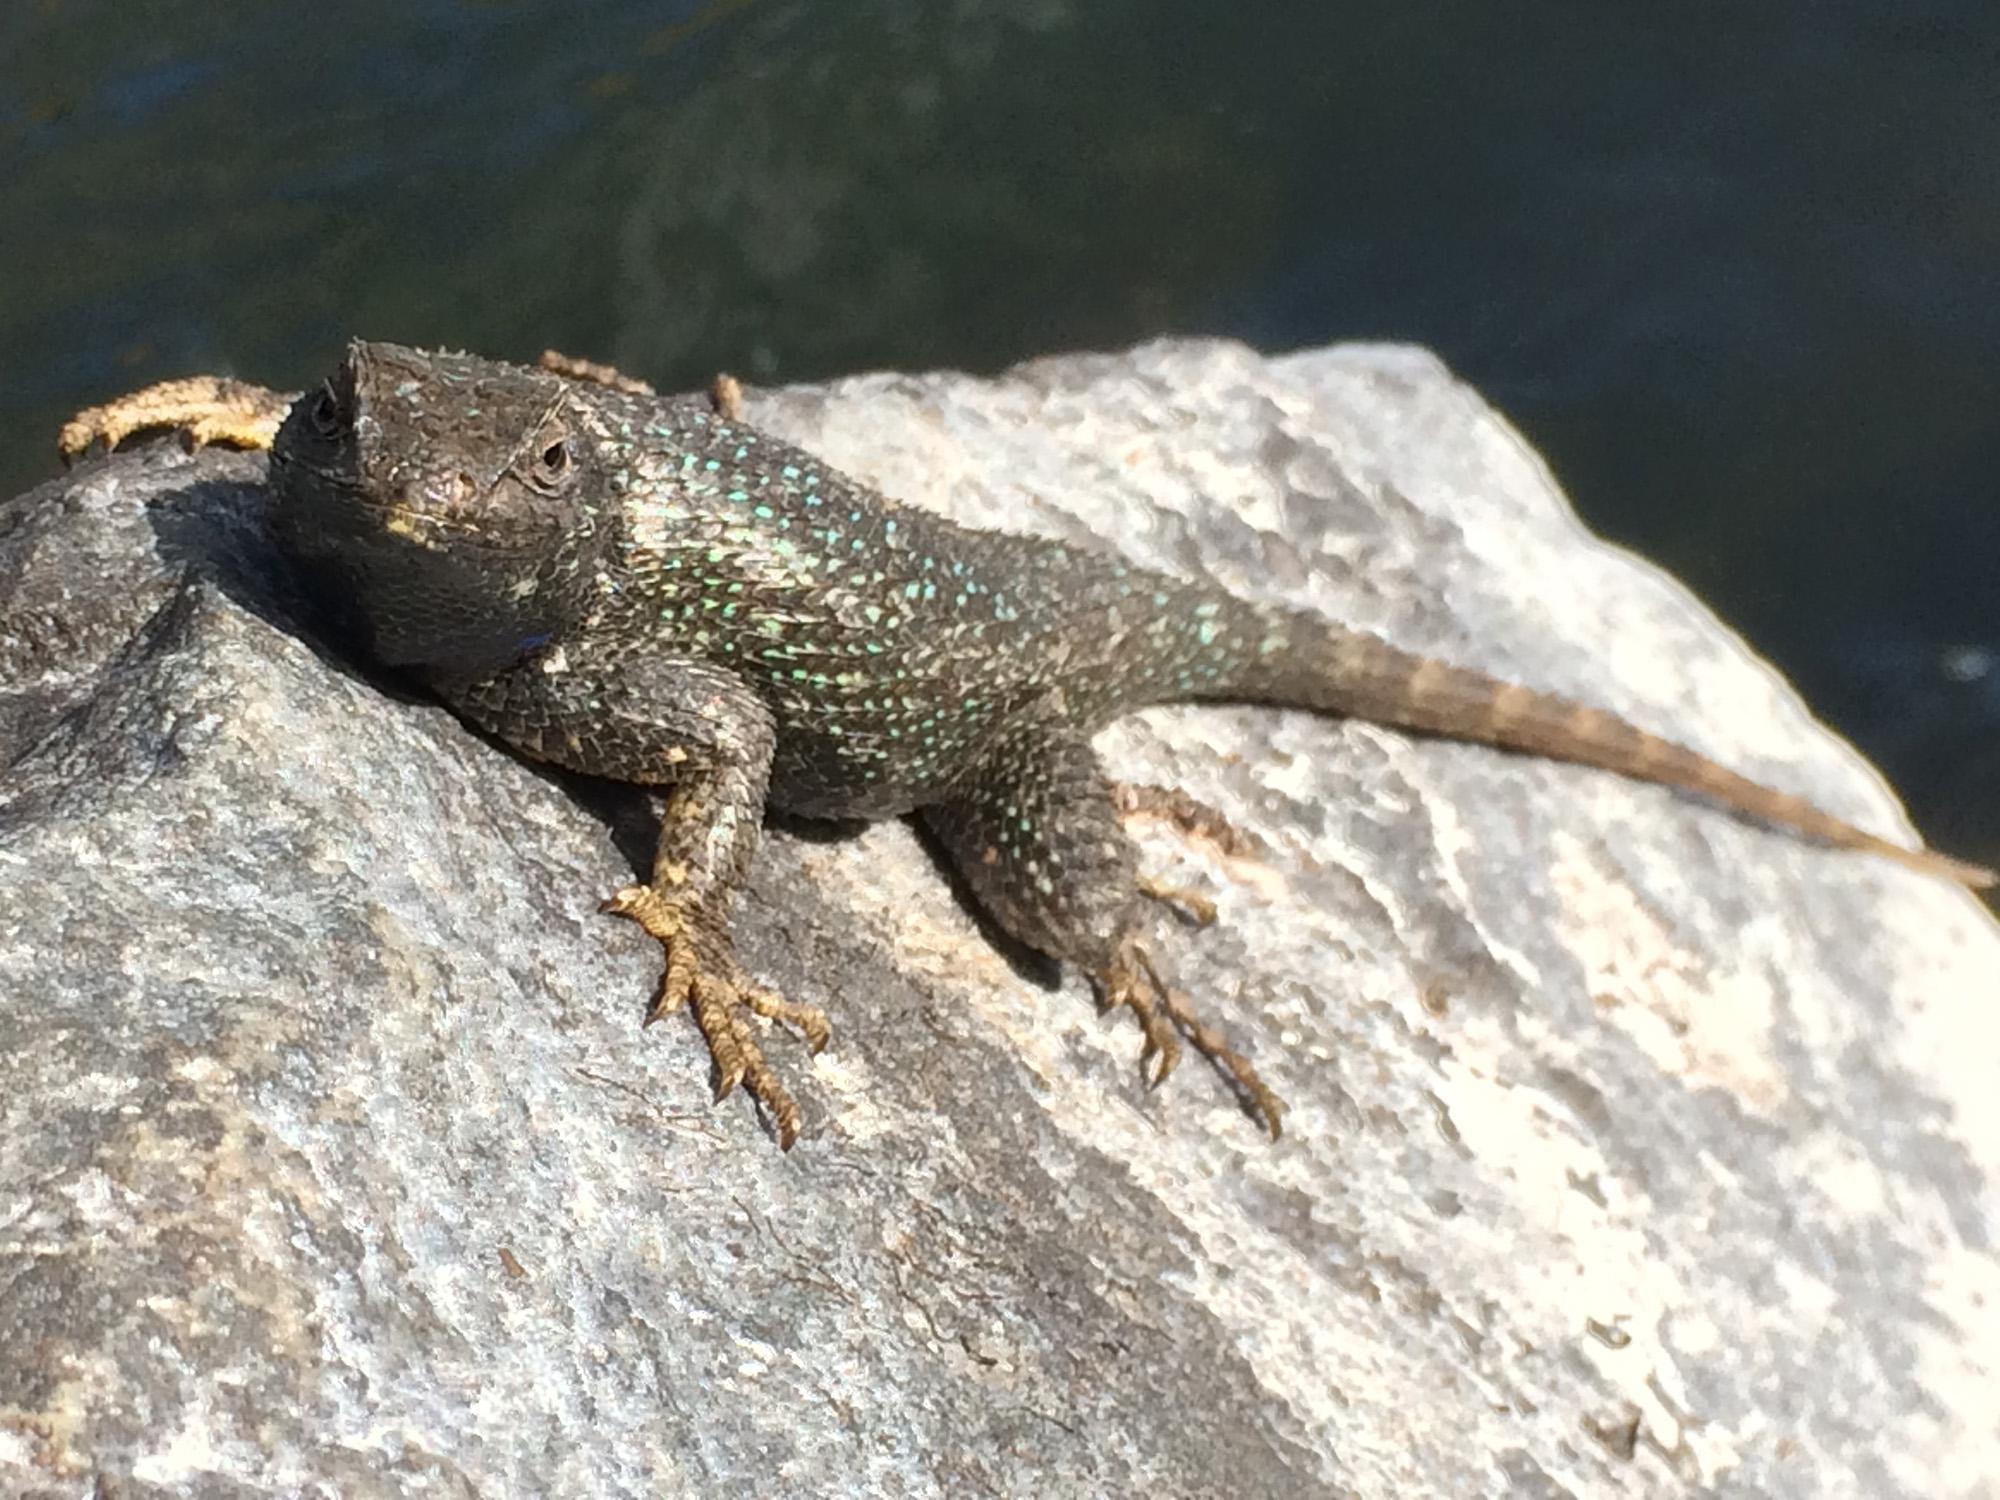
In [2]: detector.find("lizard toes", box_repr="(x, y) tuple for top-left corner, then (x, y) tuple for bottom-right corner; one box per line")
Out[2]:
(603, 883), (816, 1145)
(1099, 935), (1284, 1136)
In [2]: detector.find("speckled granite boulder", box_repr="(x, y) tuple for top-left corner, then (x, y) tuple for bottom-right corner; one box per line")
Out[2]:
(2, 340), (1996, 1498)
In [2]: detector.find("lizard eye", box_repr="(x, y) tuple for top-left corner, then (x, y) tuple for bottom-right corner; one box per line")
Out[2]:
(527, 435), (575, 493)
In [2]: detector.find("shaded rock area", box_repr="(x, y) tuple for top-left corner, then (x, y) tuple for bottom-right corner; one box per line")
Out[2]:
(3, 340), (1997, 1498)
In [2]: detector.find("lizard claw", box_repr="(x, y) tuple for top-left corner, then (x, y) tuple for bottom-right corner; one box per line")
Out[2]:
(603, 885), (697, 1023)
(603, 882), (829, 1149)
(1099, 946), (1183, 1086)
(1097, 935), (1287, 1139)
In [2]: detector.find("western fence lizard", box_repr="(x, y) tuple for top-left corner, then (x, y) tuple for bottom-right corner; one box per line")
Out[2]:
(59, 344), (1997, 1146)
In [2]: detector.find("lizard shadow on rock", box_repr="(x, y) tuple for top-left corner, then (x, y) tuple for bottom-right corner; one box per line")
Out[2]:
(145, 462), (435, 715)
(147, 462), (691, 849)
(908, 816), (1066, 992)
(142, 461), (677, 885)
(4, 448), (424, 833)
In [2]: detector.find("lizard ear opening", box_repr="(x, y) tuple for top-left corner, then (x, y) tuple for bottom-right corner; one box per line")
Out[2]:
(306, 378), (350, 442)
(307, 388), (337, 438)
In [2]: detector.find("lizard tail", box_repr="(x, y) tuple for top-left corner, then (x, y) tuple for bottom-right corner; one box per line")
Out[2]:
(1212, 613), (1996, 889)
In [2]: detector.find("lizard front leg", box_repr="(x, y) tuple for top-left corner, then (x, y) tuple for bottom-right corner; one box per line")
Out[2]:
(453, 652), (827, 1147)
(602, 768), (832, 1151)
(59, 376), (297, 460)
(55, 351), (667, 462)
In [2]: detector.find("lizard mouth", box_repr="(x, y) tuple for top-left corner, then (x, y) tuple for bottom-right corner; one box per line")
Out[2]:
(380, 504), (452, 550)
(376, 476), (483, 550)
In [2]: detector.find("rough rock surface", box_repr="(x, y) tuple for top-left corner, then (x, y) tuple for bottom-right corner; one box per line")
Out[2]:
(3, 340), (1997, 1499)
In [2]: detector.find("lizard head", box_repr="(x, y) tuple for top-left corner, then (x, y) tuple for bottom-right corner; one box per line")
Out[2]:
(268, 340), (613, 677)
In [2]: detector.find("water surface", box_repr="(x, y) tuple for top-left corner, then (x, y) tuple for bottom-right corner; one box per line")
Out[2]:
(4, 0), (1994, 858)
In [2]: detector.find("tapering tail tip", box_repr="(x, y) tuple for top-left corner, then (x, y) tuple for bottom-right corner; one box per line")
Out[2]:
(1940, 853), (1995, 889)
(1886, 844), (1998, 889)
(1212, 612), (2000, 894)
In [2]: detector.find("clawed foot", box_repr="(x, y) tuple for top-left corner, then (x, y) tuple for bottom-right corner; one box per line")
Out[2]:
(1119, 782), (1253, 928)
(603, 883), (830, 1149)
(59, 375), (294, 461)
(707, 373), (744, 422)
(1110, 781), (1263, 859)
(1096, 935), (1286, 1140)
(537, 350), (657, 396)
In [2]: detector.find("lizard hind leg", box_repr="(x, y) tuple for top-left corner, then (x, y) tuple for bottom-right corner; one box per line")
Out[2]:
(921, 721), (1287, 1137)
(1101, 936), (1285, 1139)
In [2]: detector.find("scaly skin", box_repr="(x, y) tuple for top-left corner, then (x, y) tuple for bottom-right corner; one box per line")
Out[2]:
(59, 343), (1996, 1146)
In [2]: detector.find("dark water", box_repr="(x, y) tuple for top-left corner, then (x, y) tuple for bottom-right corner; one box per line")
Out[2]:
(5, 0), (1996, 861)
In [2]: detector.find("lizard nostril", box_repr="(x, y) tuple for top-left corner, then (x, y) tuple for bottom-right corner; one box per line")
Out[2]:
(417, 471), (477, 512)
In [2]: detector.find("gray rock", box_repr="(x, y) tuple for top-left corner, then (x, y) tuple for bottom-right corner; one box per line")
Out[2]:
(3, 340), (1996, 1499)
